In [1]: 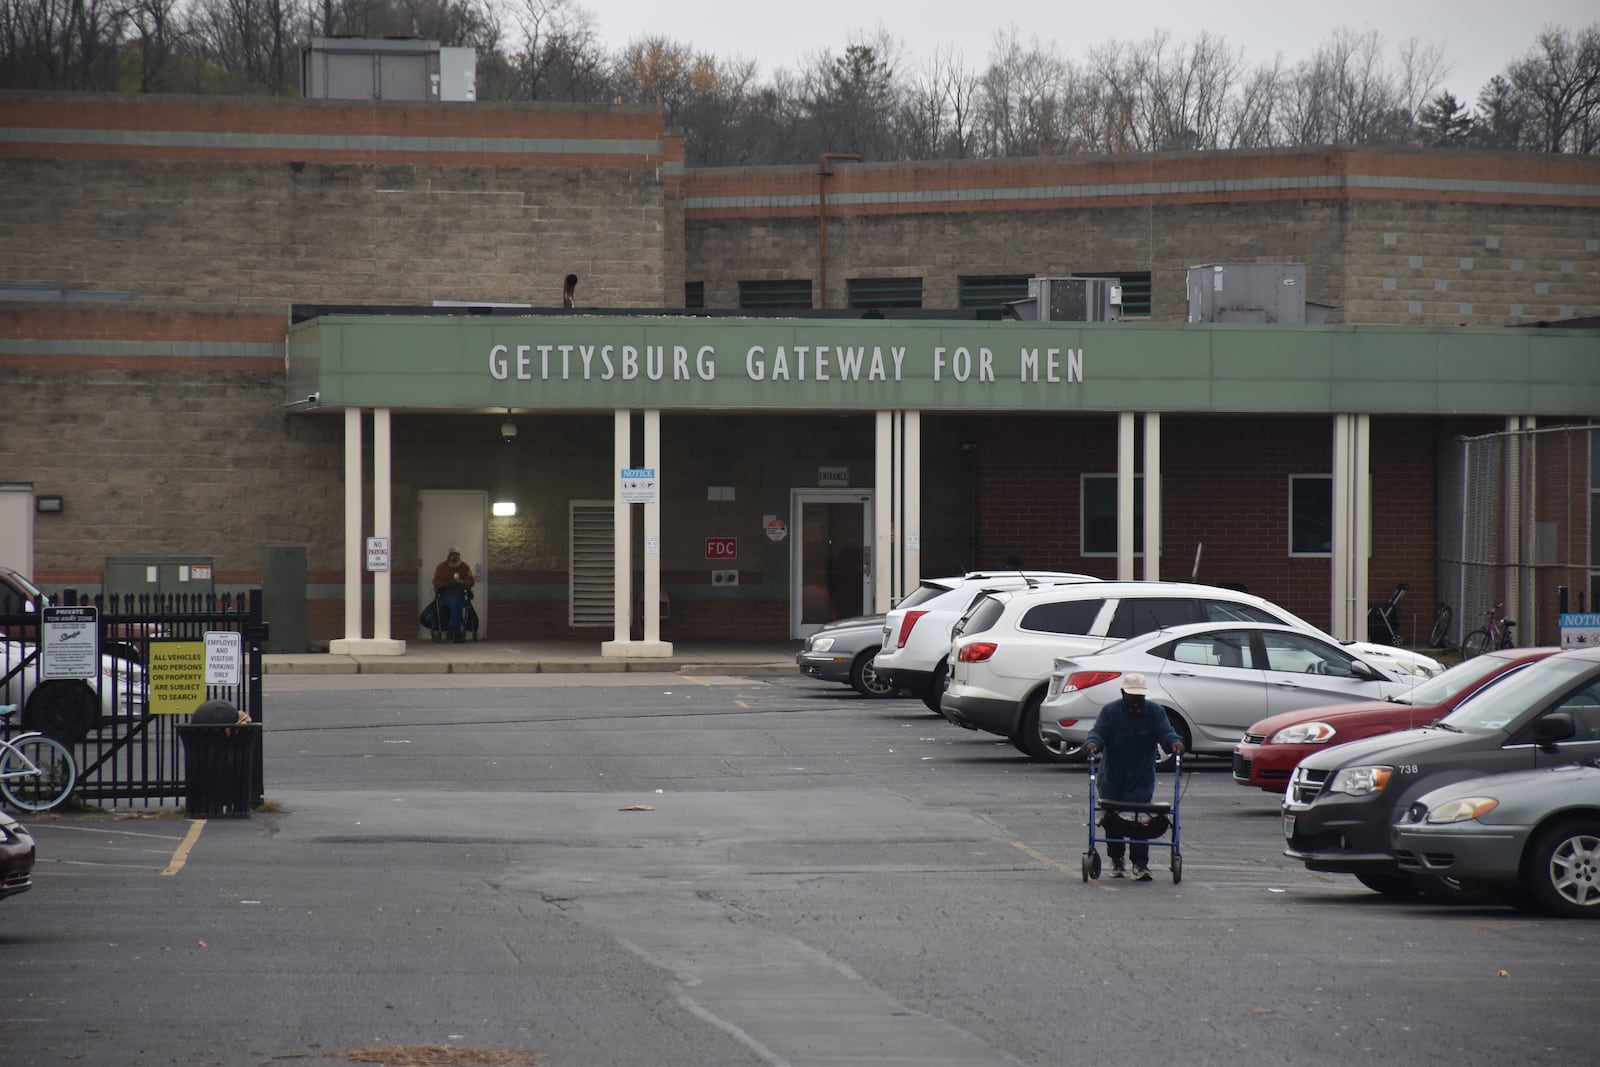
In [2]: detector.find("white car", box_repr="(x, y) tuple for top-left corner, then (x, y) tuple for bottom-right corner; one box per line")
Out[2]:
(874, 570), (1100, 711)
(939, 581), (1443, 762)
(1036, 621), (1422, 761)
(1, 639), (147, 743)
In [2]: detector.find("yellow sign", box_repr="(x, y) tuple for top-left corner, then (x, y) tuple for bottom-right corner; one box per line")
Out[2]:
(149, 641), (207, 715)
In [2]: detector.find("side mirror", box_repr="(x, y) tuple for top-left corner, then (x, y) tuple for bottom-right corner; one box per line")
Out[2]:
(1533, 711), (1576, 747)
(1350, 660), (1381, 681)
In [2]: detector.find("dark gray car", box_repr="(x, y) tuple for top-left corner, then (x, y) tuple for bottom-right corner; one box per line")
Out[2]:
(797, 615), (898, 698)
(1283, 647), (1600, 897)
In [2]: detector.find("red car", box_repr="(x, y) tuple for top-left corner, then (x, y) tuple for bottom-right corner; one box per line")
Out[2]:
(1232, 646), (1559, 792)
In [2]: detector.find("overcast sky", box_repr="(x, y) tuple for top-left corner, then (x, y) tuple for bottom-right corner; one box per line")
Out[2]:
(581, 0), (1594, 105)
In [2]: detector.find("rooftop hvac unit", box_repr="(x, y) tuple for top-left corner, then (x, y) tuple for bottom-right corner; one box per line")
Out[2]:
(1186, 263), (1307, 324)
(1006, 277), (1122, 322)
(301, 38), (477, 102)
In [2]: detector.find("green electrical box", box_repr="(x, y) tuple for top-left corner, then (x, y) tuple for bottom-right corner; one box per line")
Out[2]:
(105, 556), (216, 603)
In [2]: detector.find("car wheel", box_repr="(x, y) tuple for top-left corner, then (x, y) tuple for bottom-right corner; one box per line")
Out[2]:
(1015, 689), (1086, 763)
(920, 659), (948, 714)
(1355, 871), (1420, 897)
(849, 648), (896, 698)
(1155, 713), (1193, 770)
(1524, 818), (1600, 918)
(24, 680), (99, 745)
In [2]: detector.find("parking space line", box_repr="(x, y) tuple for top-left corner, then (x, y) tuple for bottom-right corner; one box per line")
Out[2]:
(162, 819), (206, 876)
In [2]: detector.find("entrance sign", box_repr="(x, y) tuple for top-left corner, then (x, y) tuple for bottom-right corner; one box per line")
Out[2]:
(205, 630), (243, 686)
(620, 468), (657, 504)
(41, 606), (99, 680)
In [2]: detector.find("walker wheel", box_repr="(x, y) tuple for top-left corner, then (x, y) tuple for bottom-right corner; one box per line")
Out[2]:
(1171, 852), (1183, 884)
(1082, 851), (1101, 882)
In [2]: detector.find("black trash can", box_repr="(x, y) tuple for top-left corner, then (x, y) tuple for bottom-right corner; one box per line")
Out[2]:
(176, 703), (260, 817)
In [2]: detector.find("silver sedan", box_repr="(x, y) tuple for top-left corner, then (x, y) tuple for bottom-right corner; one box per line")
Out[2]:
(1392, 761), (1600, 917)
(796, 616), (900, 698)
(1036, 622), (1420, 760)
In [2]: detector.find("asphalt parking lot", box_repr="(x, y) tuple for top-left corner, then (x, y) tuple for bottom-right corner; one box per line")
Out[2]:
(4, 671), (1597, 1067)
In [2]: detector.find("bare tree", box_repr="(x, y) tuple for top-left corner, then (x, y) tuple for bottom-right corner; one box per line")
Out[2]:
(499, 0), (610, 101)
(1501, 24), (1600, 153)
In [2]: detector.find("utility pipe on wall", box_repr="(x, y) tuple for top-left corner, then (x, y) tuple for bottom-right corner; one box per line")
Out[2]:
(817, 153), (861, 309)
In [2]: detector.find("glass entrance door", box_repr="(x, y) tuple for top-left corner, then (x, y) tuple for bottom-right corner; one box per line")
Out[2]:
(790, 489), (873, 638)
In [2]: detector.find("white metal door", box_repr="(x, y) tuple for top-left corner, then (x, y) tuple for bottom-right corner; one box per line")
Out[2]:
(790, 488), (873, 638)
(417, 490), (487, 639)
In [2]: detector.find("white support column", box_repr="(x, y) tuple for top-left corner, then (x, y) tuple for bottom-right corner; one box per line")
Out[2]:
(903, 411), (921, 603)
(1330, 415), (1371, 641)
(1142, 414), (1161, 581)
(874, 411), (894, 611)
(329, 408), (365, 654)
(366, 409), (403, 653)
(602, 410), (636, 658)
(637, 409), (671, 656)
(1117, 412), (1136, 581)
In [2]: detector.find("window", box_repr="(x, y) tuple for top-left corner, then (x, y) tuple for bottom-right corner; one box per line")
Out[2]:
(684, 281), (704, 309)
(1106, 597), (1198, 640)
(1075, 271), (1152, 317)
(1289, 475), (1333, 556)
(1082, 474), (1143, 556)
(847, 277), (923, 309)
(959, 275), (1030, 309)
(1165, 630), (1256, 668)
(739, 279), (812, 310)
(1260, 631), (1357, 677)
(1201, 600), (1280, 624)
(1018, 598), (1105, 635)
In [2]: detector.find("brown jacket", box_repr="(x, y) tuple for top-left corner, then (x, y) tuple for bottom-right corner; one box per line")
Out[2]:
(431, 558), (475, 591)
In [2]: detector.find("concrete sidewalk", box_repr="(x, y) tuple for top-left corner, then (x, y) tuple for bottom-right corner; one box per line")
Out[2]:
(264, 640), (805, 676)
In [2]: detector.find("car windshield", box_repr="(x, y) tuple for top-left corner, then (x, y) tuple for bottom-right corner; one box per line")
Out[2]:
(1390, 652), (1520, 706)
(1440, 655), (1595, 732)
(2, 571), (50, 610)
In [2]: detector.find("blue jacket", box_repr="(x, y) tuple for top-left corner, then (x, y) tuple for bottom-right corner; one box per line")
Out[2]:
(1084, 698), (1179, 802)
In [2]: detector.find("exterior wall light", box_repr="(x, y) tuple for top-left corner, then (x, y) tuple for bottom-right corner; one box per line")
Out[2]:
(36, 495), (63, 513)
(492, 501), (516, 517)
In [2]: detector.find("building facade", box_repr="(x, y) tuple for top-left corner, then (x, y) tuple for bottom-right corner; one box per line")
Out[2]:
(2, 91), (1597, 653)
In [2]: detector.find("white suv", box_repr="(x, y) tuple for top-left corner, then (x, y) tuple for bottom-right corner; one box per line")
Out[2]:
(940, 581), (1444, 762)
(873, 570), (1099, 711)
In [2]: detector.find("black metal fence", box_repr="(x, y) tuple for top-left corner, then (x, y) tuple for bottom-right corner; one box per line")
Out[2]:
(0, 589), (265, 809)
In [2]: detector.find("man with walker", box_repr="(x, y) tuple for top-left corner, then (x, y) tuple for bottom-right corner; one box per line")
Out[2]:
(1084, 673), (1184, 881)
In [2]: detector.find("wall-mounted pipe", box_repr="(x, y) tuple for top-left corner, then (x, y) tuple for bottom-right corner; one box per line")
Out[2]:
(817, 153), (861, 309)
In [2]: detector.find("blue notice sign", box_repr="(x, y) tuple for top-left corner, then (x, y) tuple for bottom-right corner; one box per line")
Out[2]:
(620, 468), (658, 504)
(1559, 613), (1600, 649)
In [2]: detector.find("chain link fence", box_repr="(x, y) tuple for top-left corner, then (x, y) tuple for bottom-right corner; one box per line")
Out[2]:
(1437, 422), (1595, 650)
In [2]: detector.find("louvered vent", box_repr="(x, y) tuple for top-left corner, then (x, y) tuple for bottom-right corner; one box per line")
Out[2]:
(569, 501), (614, 627)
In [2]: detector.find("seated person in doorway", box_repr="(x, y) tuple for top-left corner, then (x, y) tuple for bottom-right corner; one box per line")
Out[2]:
(431, 546), (476, 642)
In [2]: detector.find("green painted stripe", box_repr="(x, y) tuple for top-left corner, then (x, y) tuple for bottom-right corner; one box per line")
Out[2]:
(0, 126), (665, 158)
(0, 339), (283, 359)
(686, 172), (1600, 211)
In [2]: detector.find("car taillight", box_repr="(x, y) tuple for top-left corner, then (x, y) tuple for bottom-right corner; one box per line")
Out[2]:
(957, 642), (998, 662)
(1055, 718), (1081, 728)
(895, 610), (929, 648)
(1065, 670), (1121, 692)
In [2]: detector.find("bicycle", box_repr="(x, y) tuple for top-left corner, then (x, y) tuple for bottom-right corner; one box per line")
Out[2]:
(0, 703), (78, 812)
(1427, 602), (1453, 649)
(1460, 604), (1516, 660)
